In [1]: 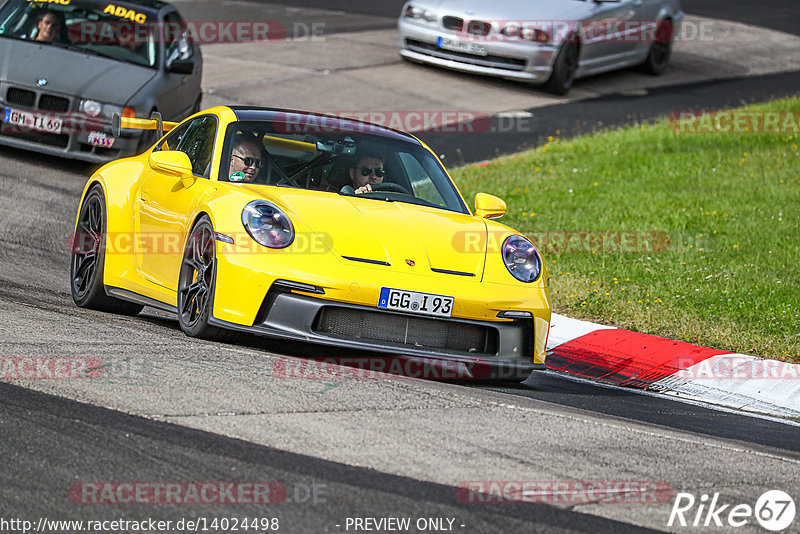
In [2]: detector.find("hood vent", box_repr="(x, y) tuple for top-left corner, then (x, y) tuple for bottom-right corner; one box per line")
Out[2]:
(343, 256), (391, 267)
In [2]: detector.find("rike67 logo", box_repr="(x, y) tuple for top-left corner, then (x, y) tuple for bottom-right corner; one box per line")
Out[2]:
(668, 490), (796, 531)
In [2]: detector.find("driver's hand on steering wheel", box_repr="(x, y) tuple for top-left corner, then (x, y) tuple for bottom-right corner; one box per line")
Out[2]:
(354, 184), (373, 195)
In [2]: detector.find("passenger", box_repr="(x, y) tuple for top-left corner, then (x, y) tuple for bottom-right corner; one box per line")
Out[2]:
(119, 32), (144, 55)
(228, 135), (263, 183)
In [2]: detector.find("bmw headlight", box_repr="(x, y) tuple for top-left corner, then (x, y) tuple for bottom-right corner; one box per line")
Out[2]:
(403, 5), (436, 22)
(80, 99), (102, 117)
(242, 201), (294, 249)
(79, 100), (127, 120)
(502, 235), (542, 283)
(101, 104), (124, 120)
(501, 24), (550, 43)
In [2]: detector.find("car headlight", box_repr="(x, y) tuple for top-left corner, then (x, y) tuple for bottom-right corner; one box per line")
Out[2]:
(403, 4), (436, 22)
(101, 104), (124, 120)
(502, 235), (542, 283)
(501, 24), (549, 43)
(242, 201), (294, 249)
(80, 99), (102, 117)
(79, 100), (129, 120)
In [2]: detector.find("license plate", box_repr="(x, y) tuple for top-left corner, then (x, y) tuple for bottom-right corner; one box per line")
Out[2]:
(3, 107), (63, 134)
(437, 36), (488, 56)
(378, 287), (454, 318)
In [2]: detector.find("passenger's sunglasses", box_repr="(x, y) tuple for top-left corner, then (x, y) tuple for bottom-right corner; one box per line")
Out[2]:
(357, 165), (385, 178)
(232, 154), (262, 168)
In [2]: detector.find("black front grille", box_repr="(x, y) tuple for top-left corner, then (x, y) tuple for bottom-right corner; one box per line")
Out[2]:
(442, 16), (464, 31)
(467, 20), (492, 36)
(7, 87), (36, 108)
(314, 307), (498, 355)
(38, 94), (69, 112)
(405, 39), (526, 71)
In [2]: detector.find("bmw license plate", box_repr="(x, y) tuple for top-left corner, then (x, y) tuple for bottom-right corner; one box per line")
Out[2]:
(437, 36), (488, 56)
(378, 287), (454, 318)
(3, 107), (63, 134)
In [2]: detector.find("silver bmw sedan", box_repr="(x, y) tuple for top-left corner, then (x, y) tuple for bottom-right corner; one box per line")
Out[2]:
(398, 0), (683, 94)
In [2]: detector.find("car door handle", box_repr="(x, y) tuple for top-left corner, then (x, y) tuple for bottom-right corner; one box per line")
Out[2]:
(140, 192), (149, 202)
(633, 0), (643, 6)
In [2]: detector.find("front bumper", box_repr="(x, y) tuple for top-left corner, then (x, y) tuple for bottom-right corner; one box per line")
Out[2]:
(0, 84), (139, 163)
(210, 289), (546, 380)
(209, 215), (551, 374)
(0, 129), (138, 163)
(397, 18), (558, 83)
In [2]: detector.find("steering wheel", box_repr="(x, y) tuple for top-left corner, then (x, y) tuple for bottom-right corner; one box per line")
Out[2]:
(370, 182), (410, 194)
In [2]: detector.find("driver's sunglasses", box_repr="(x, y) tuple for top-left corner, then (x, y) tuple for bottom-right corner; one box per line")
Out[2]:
(357, 166), (385, 178)
(232, 154), (262, 168)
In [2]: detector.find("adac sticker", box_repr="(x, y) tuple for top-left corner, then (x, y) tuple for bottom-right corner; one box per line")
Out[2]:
(27, 0), (71, 5)
(229, 172), (246, 182)
(103, 4), (147, 23)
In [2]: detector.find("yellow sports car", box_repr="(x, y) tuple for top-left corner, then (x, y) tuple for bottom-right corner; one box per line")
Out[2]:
(70, 107), (551, 379)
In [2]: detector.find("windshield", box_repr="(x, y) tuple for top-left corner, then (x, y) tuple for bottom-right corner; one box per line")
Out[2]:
(0, 0), (158, 68)
(220, 120), (469, 214)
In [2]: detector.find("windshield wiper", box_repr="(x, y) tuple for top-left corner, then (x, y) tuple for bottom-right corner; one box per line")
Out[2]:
(51, 41), (103, 57)
(51, 42), (152, 67)
(338, 189), (396, 202)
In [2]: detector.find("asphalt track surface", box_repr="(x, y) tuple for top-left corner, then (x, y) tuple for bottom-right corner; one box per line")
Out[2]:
(1, 381), (661, 534)
(2, 1), (800, 532)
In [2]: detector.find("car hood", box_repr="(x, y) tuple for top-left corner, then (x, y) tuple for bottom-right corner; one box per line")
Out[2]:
(430, 0), (593, 23)
(0, 39), (155, 104)
(246, 187), (488, 278)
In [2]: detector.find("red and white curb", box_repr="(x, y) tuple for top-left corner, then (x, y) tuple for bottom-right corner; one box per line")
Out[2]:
(546, 314), (800, 419)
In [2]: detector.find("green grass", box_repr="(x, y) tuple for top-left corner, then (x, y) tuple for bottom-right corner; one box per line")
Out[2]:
(451, 97), (800, 363)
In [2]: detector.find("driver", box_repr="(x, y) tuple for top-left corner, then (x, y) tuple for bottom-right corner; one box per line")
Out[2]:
(349, 152), (385, 194)
(228, 134), (263, 183)
(33, 9), (62, 43)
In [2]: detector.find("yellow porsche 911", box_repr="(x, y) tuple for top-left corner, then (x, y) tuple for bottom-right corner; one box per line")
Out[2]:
(70, 107), (551, 379)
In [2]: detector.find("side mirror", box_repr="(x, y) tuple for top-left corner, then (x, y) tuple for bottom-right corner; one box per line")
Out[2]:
(148, 150), (195, 186)
(475, 193), (506, 219)
(168, 60), (194, 75)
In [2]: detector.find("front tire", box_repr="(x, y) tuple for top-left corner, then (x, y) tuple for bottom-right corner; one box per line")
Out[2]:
(177, 216), (227, 340)
(543, 40), (579, 95)
(640, 19), (673, 75)
(70, 187), (144, 315)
